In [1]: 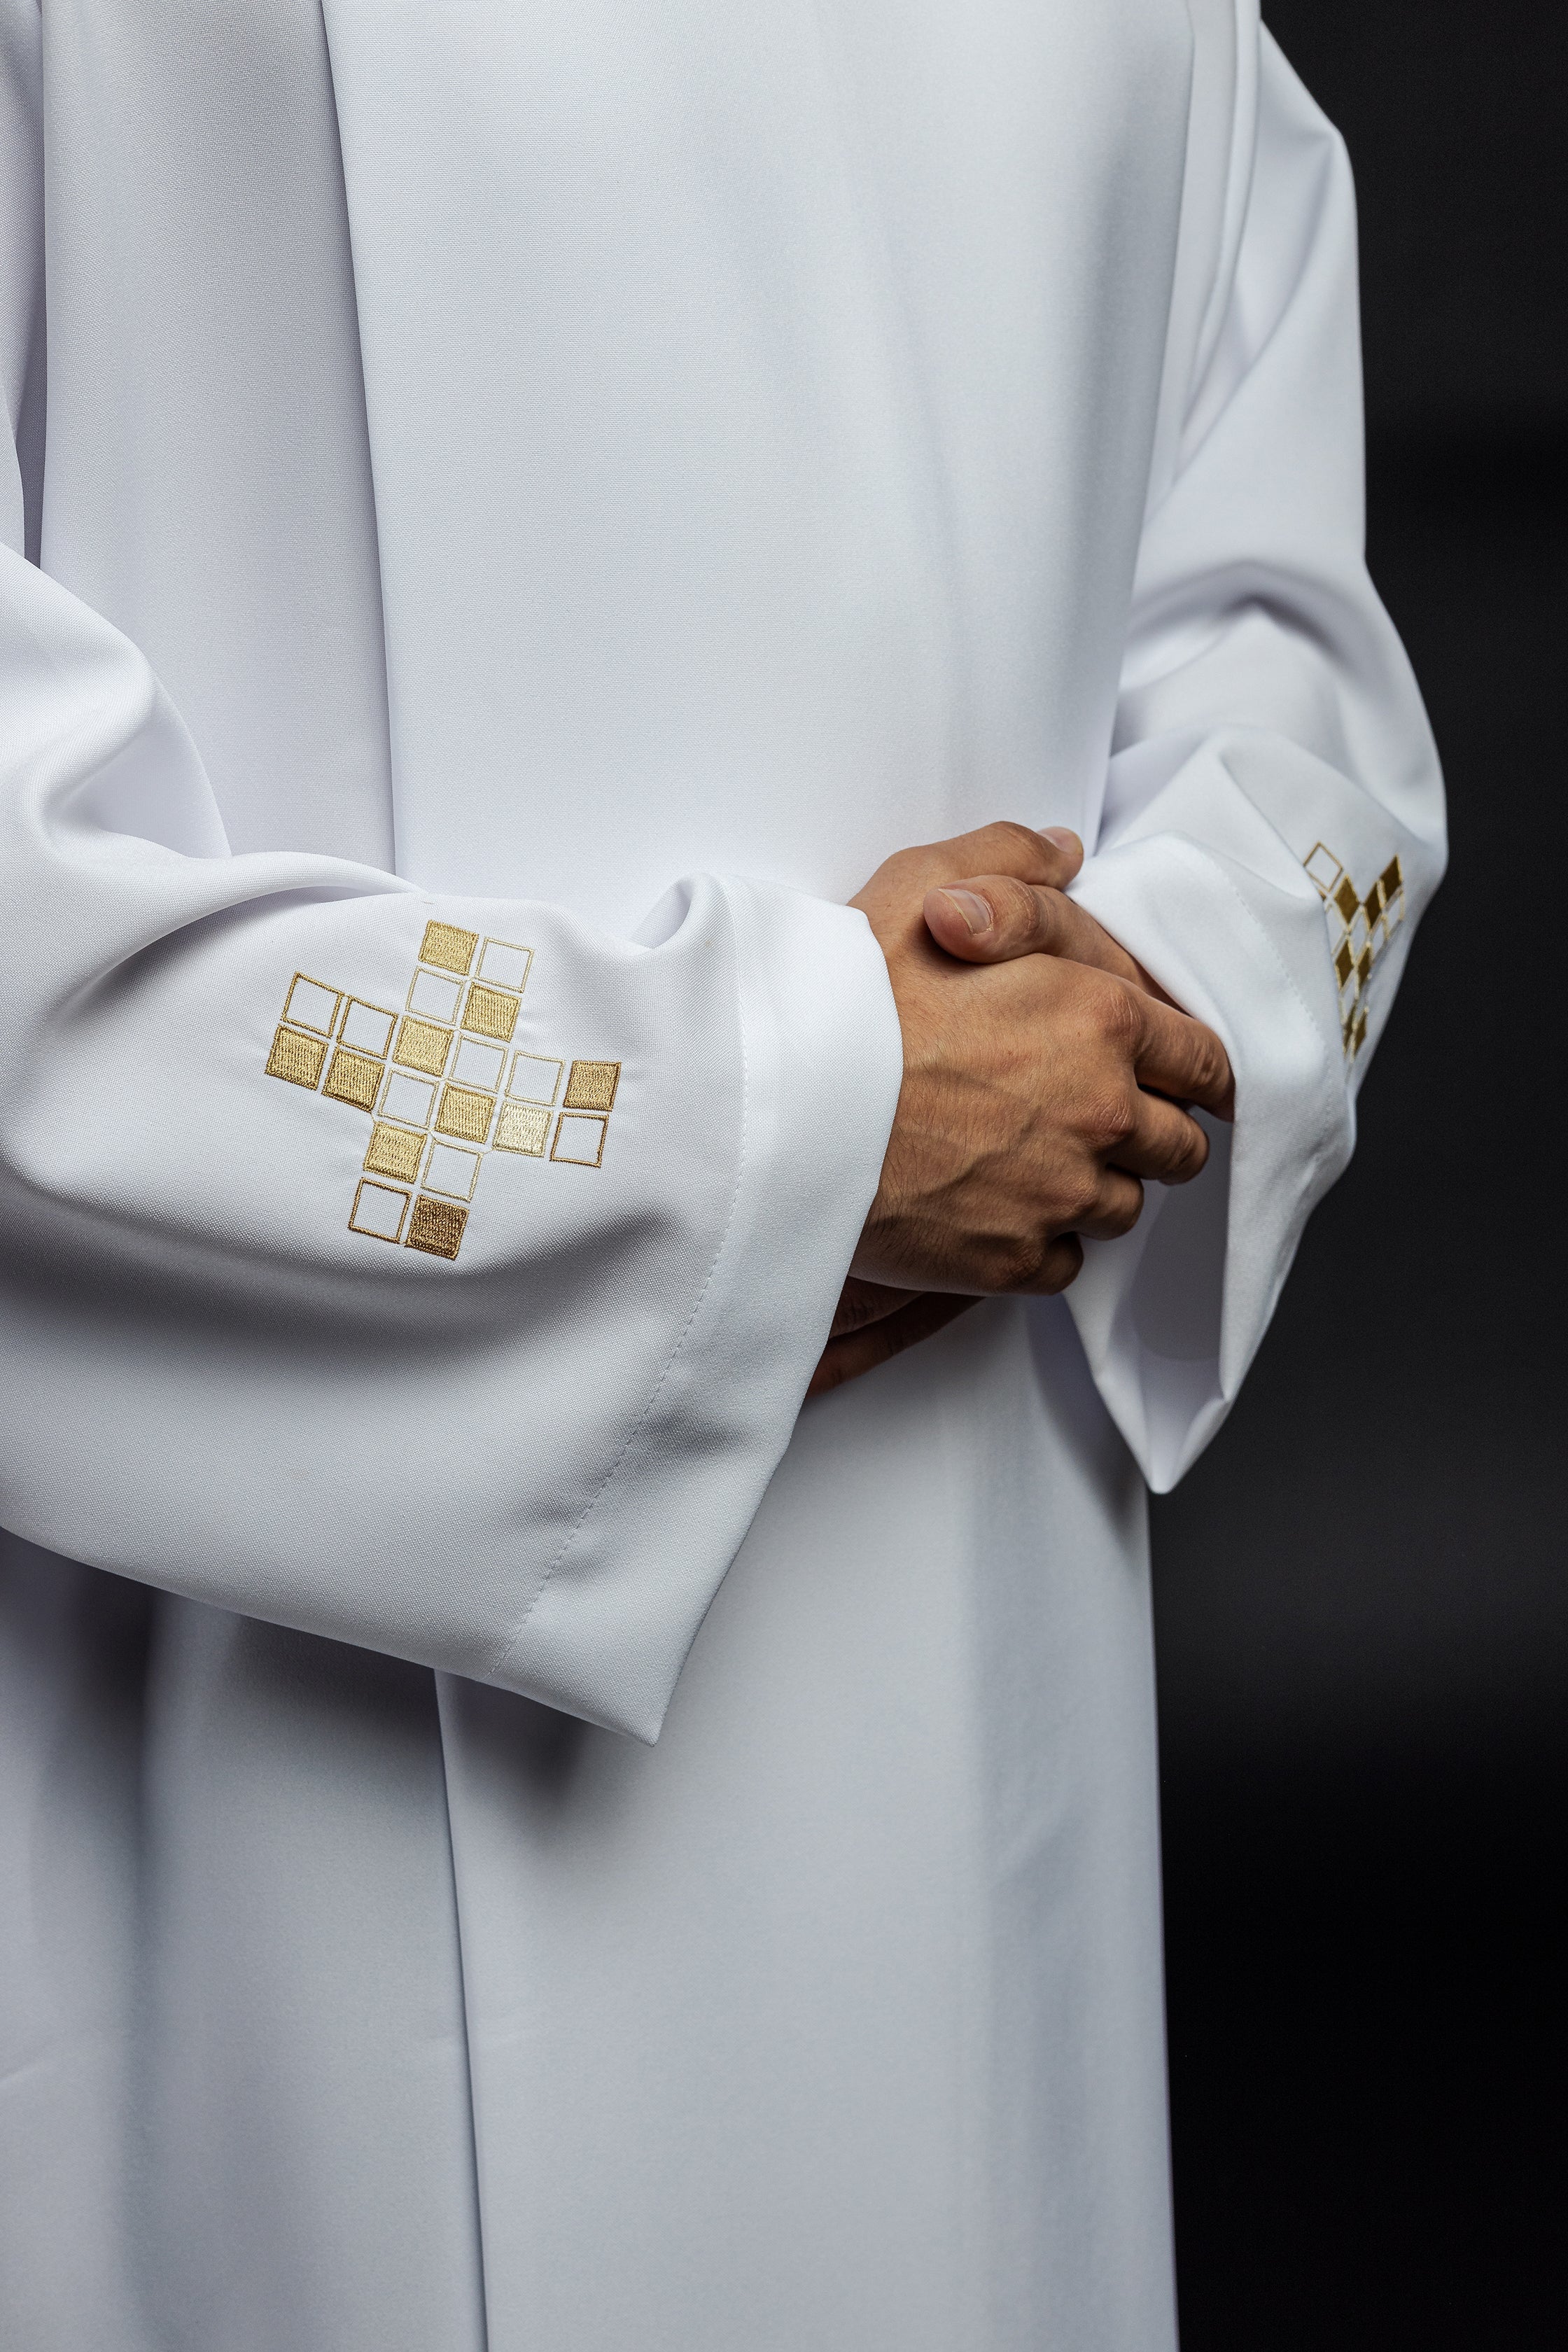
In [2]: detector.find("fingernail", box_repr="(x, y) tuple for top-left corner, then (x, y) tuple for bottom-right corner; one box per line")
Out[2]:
(939, 888), (993, 935)
(1041, 826), (1080, 853)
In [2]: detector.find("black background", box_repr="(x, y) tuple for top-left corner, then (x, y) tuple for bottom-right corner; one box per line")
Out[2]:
(1153, 4), (1567, 2344)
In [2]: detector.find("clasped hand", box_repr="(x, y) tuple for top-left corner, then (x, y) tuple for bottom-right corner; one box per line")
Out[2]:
(809, 822), (1235, 1397)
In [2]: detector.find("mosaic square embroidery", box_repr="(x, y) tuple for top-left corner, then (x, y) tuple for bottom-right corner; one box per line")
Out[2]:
(265, 927), (622, 1259)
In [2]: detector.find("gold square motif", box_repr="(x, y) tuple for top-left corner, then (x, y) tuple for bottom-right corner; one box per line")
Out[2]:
(508, 1052), (562, 1105)
(266, 944), (625, 1255)
(463, 983), (520, 1042)
(349, 1178), (410, 1242)
(282, 974), (342, 1035)
(323, 1047), (384, 1111)
(407, 967), (463, 1023)
(407, 1196), (468, 1259)
(435, 1084), (496, 1143)
(1303, 843), (1343, 897)
(394, 1016), (453, 1077)
(379, 1070), (437, 1128)
(493, 1102), (551, 1156)
(1306, 841), (1408, 1063)
(552, 1113), (608, 1167)
(364, 1121), (426, 1182)
(564, 1059), (620, 1113)
(477, 938), (533, 992)
(340, 997), (398, 1058)
(420, 920), (479, 976)
(424, 1142), (481, 1200)
(267, 1026), (327, 1088)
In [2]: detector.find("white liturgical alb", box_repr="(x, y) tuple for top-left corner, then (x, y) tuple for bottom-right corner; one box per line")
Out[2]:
(0, 2), (1443, 2346)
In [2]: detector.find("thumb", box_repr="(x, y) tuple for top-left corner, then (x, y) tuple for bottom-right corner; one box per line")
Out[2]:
(923, 873), (1149, 990)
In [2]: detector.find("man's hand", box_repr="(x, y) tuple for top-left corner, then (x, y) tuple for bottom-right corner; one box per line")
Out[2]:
(808, 821), (1233, 1399)
(922, 849), (1173, 1001)
(853, 820), (1233, 1294)
(804, 1278), (978, 1401)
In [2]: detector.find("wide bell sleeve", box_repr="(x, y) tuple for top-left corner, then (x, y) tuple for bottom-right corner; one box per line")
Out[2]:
(0, 27), (901, 1745)
(1062, 13), (1445, 1489)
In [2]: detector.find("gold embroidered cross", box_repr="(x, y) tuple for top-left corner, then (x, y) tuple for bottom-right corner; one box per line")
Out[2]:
(264, 919), (620, 1259)
(1302, 844), (1405, 1060)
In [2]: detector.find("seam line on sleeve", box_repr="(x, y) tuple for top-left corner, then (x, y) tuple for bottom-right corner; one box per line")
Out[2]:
(484, 890), (751, 1683)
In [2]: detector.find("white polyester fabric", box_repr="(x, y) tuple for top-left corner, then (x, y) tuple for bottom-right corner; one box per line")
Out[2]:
(0, 3), (1443, 2347)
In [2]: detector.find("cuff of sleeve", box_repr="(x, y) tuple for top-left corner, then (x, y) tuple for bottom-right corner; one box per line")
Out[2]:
(493, 877), (902, 1740)
(1063, 830), (1350, 1490)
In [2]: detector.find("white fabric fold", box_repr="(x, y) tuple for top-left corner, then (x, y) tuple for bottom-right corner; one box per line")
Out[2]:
(1062, 26), (1445, 1488)
(0, 545), (902, 1742)
(0, 3), (1448, 2344)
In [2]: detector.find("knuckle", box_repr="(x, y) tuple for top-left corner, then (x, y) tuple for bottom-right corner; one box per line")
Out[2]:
(1083, 1087), (1136, 1153)
(1040, 1235), (1084, 1294)
(1102, 1180), (1145, 1238)
(1026, 884), (1065, 951)
(1063, 1172), (1102, 1226)
(991, 1245), (1037, 1293)
(1187, 1026), (1227, 1100)
(997, 1235), (1049, 1291)
(1096, 982), (1141, 1053)
(1169, 1118), (1210, 1182)
(991, 875), (1045, 945)
(986, 820), (1047, 868)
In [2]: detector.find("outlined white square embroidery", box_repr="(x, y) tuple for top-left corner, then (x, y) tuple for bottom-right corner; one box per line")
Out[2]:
(349, 1180), (410, 1242)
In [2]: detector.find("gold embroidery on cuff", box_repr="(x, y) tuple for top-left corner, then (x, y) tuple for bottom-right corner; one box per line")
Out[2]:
(508, 1053), (562, 1105)
(407, 967), (463, 1023)
(1304, 843), (1404, 1061)
(364, 1121), (428, 1183)
(451, 1037), (506, 1091)
(283, 974), (342, 1036)
(267, 1026), (328, 1088)
(463, 982), (521, 1042)
(340, 998), (398, 1058)
(564, 1059), (620, 1113)
(349, 1178), (410, 1243)
(393, 1016), (454, 1077)
(552, 1112), (608, 1168)
(265, 925), (622, 1261)
(477, 938), (533, 993)
(407, 1195), (468, 1258)
(493, 1102), (551, 1156)
(1303, 843), (1343, 895)
(420, 920), (479, 976)
(322, 1046), (384, 1111)
(435, 1084), (496, 1144)
(424, 1142), (482, 1200)
(379, 1070), (437, 1128)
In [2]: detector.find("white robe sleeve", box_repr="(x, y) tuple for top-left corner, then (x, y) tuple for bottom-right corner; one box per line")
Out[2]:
(1063, 14), (1446, 1488)
(0, 20), (901, 1743)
